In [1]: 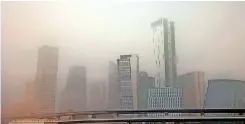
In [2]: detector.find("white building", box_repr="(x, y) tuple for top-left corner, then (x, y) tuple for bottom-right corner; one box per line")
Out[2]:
(147, 87), (183, 117)
(117, 54), (139, 110)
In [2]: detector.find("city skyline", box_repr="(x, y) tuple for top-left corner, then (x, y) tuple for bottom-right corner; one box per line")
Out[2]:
(2, 2), (245, 93)
(2, 1), (245, 121)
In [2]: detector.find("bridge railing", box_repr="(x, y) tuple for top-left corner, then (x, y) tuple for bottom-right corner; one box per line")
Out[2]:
(5, 109), (245, 120)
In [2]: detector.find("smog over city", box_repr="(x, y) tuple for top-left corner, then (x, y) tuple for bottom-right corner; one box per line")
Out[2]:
(1, 1), (245, 123)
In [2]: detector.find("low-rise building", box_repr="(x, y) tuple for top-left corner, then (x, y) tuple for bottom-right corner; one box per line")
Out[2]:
(147, 87), (183, 117)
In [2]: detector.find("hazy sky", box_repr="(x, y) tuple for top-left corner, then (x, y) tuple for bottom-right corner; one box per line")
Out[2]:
(2, 1), (245, 102)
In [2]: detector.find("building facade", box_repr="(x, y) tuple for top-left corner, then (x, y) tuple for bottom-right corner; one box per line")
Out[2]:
(107, 61), (120, 110)
(147, 87), (183, 117)
(176, 71), (207, 110)
(205, 79), (245, 116)
(117, 54), (139, 110)
(151, 18), (177, 87)
(138, 71), (155, 109)
(35, 45), (59, 114)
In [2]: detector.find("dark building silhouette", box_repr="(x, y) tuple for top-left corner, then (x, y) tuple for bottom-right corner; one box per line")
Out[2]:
(107, 61), (120, 110)
(60, 66), (87, 112)
(35, 45), (59, 114)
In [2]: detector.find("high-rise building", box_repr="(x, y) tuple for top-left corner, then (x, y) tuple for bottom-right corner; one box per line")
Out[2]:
(63, 66), (87, 112)
(35, 45), (59, 114)
(107, 61), (120, 110)
(147, 87), (183, 117)
(205, 79), (245, 117)
(151, 18), (177, 87)
(117, 54), (139, 110)
(176, 71), (207, 111)
(138, 71), (155, 109)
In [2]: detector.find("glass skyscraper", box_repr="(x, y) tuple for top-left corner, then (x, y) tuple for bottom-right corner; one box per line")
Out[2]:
(151, 18), (177, 87)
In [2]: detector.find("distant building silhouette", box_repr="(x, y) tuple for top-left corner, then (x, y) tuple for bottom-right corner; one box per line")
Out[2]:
(60, 66), (87, 112)
(176, 72), (207, 113)
(35, 45), (59, 114)
(138, 71), (155, 109)
(107, 61), (120, 110)
(117, 54), (139, 110)
(151, 18), (177, 87)
(205, 79), (245, 117)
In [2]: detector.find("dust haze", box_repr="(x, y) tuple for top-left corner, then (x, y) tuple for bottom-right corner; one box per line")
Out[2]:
(2, 1), (245, 111)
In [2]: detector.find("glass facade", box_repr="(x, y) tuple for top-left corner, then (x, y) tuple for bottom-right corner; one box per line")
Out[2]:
(151, 18), (177, 87)
(117, 54), (139, 110)
(147, 87), (183, 117)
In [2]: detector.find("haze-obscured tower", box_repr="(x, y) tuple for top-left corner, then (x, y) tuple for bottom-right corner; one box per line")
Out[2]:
(88, 81), (107, 110)
(107, 61), (120, 110)
(151, 18), (177, 87)
(35, 45), (59, 114)
(176, 71), (206, 116)
(67, 66), (87, 111)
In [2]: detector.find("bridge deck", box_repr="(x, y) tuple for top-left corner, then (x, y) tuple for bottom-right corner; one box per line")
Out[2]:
(57, 116), (245, 123)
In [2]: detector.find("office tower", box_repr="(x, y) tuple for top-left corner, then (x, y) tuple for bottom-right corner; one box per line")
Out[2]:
(64, 66), (87, 111)
(176, 71), (207, 111)
(147, 87), (183, 117)
(151, 18), (177, 87)
(117, 54), (139, 110)
(35, 45), (59, 114)
(138, 71), (155, 109)
(205, 79), (245, 117)
(107, 61), (120, 110)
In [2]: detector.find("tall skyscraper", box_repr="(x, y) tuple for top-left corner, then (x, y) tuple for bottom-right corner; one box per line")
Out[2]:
(151, 18), (177, 87)
(176, 72), (207, 110)
(138, 71), (155, 109)
(35, 45), (59, 114)
(65, 66), (87, 111)
(107, 61), (120, 110)
(117, 54), (139, 110)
